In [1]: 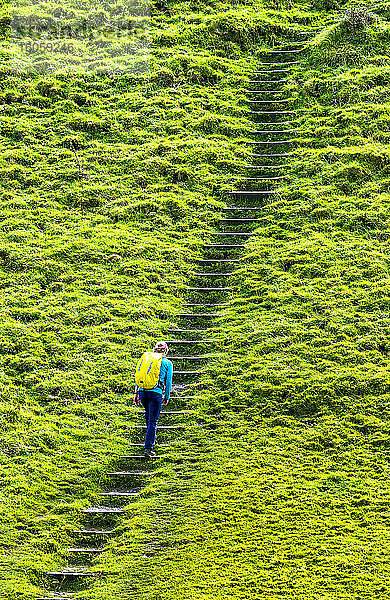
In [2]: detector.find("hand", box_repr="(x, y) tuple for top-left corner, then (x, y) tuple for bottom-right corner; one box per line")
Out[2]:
(162, 397), (169, 406)
(134, 393), (140, 406)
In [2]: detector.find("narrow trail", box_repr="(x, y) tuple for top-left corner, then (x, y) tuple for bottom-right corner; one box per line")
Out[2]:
(37, 28), (317, 600)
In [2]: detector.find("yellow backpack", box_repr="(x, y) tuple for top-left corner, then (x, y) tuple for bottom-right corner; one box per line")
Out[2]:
(135, 352), (163, 390)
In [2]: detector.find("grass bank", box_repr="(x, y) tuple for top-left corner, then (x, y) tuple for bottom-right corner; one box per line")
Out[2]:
(2, 0), (390, 599)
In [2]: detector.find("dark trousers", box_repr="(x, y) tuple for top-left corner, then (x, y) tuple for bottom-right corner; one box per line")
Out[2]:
(139, 390), (163, 450)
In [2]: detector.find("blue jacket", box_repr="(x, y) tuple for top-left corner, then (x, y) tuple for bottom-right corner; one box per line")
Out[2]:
(137, 357), (173, 401)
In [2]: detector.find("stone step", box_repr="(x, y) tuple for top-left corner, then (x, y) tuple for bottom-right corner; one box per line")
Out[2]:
(256, 61), (302, 66)
(244, 164), (289, 168)
(223, 206), (263, 210)
(100, 490), (140, 496)
(176, 312), (221, 316)
(227, 190), (275, 195)
(238, 175), (288, 180)
(191, 272), (234, 276)
(165, 340), (217, 344)
(252, 153), (292, 157)
(247, 79), (288, 83)
(254, 121), (297, 126)
(209, 232), (252, 236)
(169, 354), (212, 358)
(250, 129), (297, 133)
(73, 529), (115, 535)
(246, 139), (296, 144)
(107, 471), (155, 476)
(251, 68), (293, 73)
(263, 49), (304, 54)
(36, 596), (76, 600)
(240, 178), (287, 182)
(125, 443), (169, 447)
(246, 98), (292, 103)
(137, 407), (196, 411)
(175, 370), (202, 375)
(46, 568), (97, 578)
(185, 286), (233, 290)
(167, 327), (208, 332)
(194, 258), (240, 263)
(218, 219), (261, 223)
(67, 547), (103, 553)
(203, 244), (244, 248)
(248, 119), (297, 125)
(245, 89), (288, 93)
(131, 424), (185, 429)
(182, 302), (228, 305)
(248, 110), (298, 114)
(227, 190), (275, 196)
(82, 506), (125, 514)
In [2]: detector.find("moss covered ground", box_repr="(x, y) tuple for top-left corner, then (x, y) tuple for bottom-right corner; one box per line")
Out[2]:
(1, 0), (390, 598)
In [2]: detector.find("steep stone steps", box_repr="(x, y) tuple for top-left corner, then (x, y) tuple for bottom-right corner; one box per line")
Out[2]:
(46, 568), (98, 579)
(66, 548), (103, 554)
(41, 36), (312, 599)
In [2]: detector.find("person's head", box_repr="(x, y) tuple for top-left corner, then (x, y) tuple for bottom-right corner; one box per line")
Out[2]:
(154, 340), (169, 356)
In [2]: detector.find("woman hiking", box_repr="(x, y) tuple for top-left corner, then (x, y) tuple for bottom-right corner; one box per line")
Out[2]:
(134, 341), (173, 457)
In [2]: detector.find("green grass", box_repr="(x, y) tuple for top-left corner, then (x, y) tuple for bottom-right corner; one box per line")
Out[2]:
(2, 0), (390, 598)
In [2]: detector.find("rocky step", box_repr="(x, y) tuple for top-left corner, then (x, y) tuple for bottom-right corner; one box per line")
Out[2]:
(46, 568), (98, 578)
(244, 164), (289, 168)
(131, 424), (186, 429)
(185, 286), (234, 290)
(174, 370), (202, 375)
(209, 232), (252, 236)
(73, 528), (115, 535)
(246, 139), (297, 144)
(222, 206), (263, 210)
(106, 471), (155, 476)
(136, 408), (194, 414)
(165, 340), (217, 344)
(247, 78), (288, 83)
(248, 110), (298, 115)
(167, 327), (208, 332)
(66, 547), (103, 553)
(251, 68), (293, 73)
(253, 120), (297, 125)
(100, 490), (140, 496)
(82, 506), (125, 514)
(218, 218), (262, 223)
(238, 175), (288, 181)
(246, 99), (293, 104)
(203, 244), (244, 248)
(125, 443), (169, 447)
(227, 191), (274, 197)
(227, 190), (274, 196)
(195, 258), (241, 262)
(251, 152), (293, 157)
(169, 355), (211, 359)
(36, 596), (76, 600)
(263, 49), (304, 54)
(191, 272), (234, 276)
(255, 60), (302, 66)
(175, 311), (221, 315)
(249, 120), (295, 126)
(250, 129), (297, 133)
(182, 301), (228, 305)
(245, 90), (288, 95)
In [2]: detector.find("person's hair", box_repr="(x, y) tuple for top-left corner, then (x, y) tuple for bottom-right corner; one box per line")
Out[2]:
(154, 342), (168, 353)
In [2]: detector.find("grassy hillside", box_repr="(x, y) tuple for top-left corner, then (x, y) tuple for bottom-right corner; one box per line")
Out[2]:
(2, 0), (390, 598)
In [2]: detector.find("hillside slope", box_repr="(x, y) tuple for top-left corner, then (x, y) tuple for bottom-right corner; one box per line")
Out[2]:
(2, 0), (390, 599)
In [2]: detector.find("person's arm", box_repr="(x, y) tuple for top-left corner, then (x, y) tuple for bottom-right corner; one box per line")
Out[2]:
(163, 360), (173, 405)
(134, 384), (140, 405)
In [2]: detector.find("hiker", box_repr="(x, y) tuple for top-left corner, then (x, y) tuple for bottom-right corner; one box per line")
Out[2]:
(134, 341), (173, 458)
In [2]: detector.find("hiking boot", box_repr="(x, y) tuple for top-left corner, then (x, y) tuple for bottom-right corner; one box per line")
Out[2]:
(144, 449), (157, 458)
